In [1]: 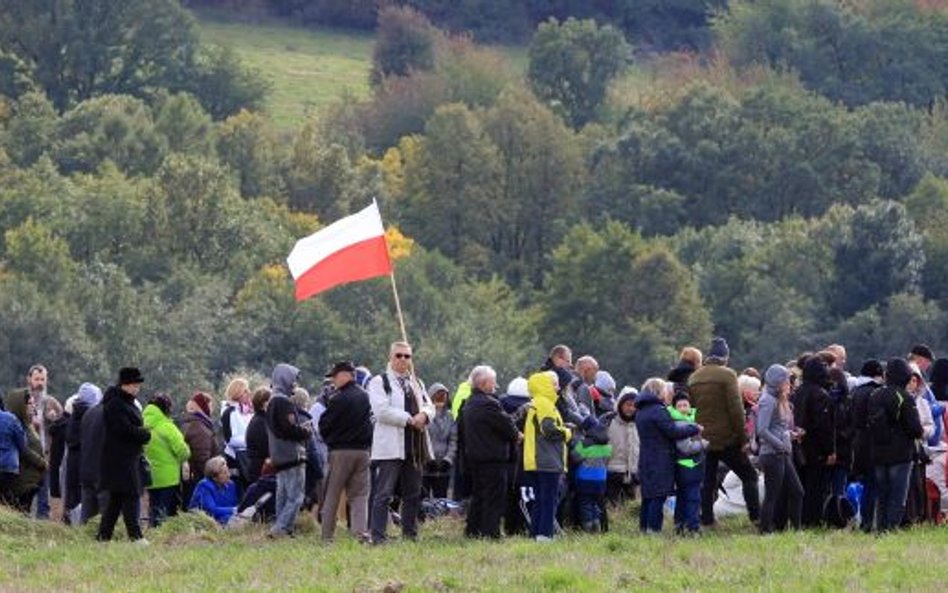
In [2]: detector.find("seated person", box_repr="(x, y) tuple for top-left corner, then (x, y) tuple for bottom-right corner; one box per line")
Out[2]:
(238, 461), (277, 522)
(189, 456), (239, 525)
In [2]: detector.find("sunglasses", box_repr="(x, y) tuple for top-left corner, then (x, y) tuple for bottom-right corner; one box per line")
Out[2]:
(394, 353), (412, 360)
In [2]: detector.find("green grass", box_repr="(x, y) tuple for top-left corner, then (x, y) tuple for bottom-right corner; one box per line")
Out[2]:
(197, 15), (375, 129)
(2, 506), (947, 592)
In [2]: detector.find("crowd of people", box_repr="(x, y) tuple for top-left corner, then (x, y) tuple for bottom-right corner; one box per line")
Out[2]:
(0, 338), (946, 544)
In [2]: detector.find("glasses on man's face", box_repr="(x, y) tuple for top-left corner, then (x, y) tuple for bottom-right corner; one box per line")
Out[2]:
(394, 353), (412, 360)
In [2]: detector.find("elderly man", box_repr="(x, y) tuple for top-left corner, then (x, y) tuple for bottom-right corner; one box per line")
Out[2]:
(368, 341), (435, 544)
(26, 365), (52, 520)
(574, 356), (613, 418)
(319, 361), (373, 542)
(458, 365), (522, 539)
(688, 337), (760, 527)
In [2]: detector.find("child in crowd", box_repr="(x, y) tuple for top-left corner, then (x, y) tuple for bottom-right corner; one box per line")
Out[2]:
(423, 383), (456, 498)
(603, 387), (639, 506)
(571, 421), (612, 532)
(668, 392), (708, 535)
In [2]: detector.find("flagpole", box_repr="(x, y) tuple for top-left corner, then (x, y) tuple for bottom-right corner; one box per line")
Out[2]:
(389, 271), (409, 345)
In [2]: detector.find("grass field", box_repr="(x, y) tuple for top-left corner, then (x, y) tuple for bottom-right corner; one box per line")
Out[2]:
(1, 506), (947, 592)
(197, 15), (375, 129)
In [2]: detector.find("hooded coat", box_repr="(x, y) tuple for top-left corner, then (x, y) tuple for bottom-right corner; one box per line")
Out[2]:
(99, 385), (151, 494)
(634, 390), (699, 499)
(3, 390), (44, 495)
(266, 363), (310, 470)
(0, 407), (25, 475)
(143, 404), (191, 489)
(603, 391), (640, 480)
(868, 359), (923, 466)
(523, 372), (572, 473)
(793, 357), (835, 465)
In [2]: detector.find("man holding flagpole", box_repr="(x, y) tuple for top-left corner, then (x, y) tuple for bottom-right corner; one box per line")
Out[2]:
(367, 342), (435, 544)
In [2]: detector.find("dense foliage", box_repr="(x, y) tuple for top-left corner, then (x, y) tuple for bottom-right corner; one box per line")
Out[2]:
(3, 0), (948, 400)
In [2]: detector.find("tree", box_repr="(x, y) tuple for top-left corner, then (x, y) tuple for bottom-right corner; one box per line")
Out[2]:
(216, 109), (284, 199)
(541, 222), (711, 384)
(154, 92), (215, 157)
(401, 103), (501, 271)
(371, 5), (438, 87)
(285, 121), (356, 219)
(527, 18), (630, 128)
(183, 44), (269, 121)
(0, 91), (57, 166)
(905, 175), (948, 304)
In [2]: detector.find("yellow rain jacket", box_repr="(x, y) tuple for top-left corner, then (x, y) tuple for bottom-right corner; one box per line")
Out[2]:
(523, 372), (572, 472)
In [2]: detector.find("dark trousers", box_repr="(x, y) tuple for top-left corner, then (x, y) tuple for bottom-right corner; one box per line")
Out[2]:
(674, 465), (703, 533)
(422, 474), (450, 499)
(465, 462), (508, 539)
(640, 496), (666, 532)
(11, 488), (38, 514)
(525, 471), (560, 538)
(702, 445), (759, 525)
(802, 463), (830, 527)
(875, 462), (912, 532)
(0, 472), (15, 507)
(860, 473), (876, 532)
(147, 486), (180, 528)
(605, 472), (637, 506)
(504, 463), (527, 536)
(370, 459), (422, 543)
(759, 453), (803, 533)
(97, 492), (143, 541)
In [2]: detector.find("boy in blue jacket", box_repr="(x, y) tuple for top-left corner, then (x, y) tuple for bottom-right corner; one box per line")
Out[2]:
(668, 392), (708, 535)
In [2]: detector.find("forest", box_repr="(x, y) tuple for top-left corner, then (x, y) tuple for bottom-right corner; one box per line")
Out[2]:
(2, 0), (948, 397)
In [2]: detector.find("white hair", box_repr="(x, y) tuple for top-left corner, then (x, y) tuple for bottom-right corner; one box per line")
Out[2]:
(737, 375), (761, 393)
(468, 365), (497, 391)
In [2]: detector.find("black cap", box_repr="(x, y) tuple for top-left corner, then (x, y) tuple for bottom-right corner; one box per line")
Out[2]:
(118, 367), (145, 385)
(325, 361), (356, 378)
(910, 344), (934, 361)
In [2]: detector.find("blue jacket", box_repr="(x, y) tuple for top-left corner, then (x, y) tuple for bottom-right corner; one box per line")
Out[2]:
(0, 410), (25, 473)
(188, 478), (239, 525)
(635, 392), (700, 499)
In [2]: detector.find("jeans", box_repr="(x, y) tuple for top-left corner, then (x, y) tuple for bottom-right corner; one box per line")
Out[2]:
(34, 471), (50, 519)
(97, 492), (143, 541)
(525, 471), (560, 538)
(860, 474), (876, 532)
(759, 453), (803, 533)
(147, 486), (180, 528)
(640, 496), (666, 533)
(702, 445), (759, 525)
(272, 464), (306, 535)
(370, 459), (423, 543)
(674, 466), (703, 533)
(875, 462), (912, 532)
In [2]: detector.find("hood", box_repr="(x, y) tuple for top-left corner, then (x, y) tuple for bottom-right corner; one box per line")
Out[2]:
(667, 361), (695, 384)
(427, 383), (449, 399)
(615, 390), (637, 420)
(142, 402), (171, 429)
(505, 377), (529, 398)
(528, 372), (558, 404)
(77, 383), (103, 407)
(885, 358), (912, 389)
(802, 357), (831, 388)
(3, 388), (30, 424)
(271, 363), (300, 397)
(668, 405), (696, 423)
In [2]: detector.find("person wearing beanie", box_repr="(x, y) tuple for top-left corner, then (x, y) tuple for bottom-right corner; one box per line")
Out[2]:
(499, 376), (531, 536)
(850, 360), (885, 532)
(687, 336), (760, 527)
(667, 392), (709, 535)
(867, 358), (923, 531)
(602, 389), (640, 507)
(756, 365), (804, 533)
(180, 391), (220, 513)
(794, 355), (836, 528)
(142, 393), (190, 527)
(97, 367), (150, 542)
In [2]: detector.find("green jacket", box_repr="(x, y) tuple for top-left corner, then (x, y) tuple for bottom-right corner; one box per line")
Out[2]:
(687, 364), (745, 451)
(3, 389), (47, 495)
(143, 404), (191, 489)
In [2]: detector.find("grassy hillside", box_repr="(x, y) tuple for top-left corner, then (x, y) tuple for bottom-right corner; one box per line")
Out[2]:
(2, 506), (948, 592)
(198, 16), (375, 129)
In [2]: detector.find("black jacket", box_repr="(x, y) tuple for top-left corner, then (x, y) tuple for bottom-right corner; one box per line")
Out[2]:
(47, 415), (68, 498)
(793, 358), (835, 465)
(868, 385), (923, 466)
(79, 403), (105, 487)
(99, 386), (151, 494)
(458, 390), (520, 465)
(245, 411), (269, 483)
(850, 379), (882, 479)
(319, 380), (373, 451)
(64, 401), (90, 507)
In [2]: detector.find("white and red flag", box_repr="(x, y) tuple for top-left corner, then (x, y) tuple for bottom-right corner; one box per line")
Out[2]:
(286, 201), (392, 301)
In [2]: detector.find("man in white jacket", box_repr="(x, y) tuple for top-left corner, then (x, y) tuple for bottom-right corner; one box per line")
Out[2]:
(368, 341), (435, 544)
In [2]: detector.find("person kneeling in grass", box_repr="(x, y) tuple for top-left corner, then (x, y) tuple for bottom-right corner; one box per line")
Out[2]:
(189, 456), (239, 526)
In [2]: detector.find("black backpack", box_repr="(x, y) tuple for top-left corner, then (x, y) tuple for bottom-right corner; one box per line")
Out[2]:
(868, 386), (901, 447)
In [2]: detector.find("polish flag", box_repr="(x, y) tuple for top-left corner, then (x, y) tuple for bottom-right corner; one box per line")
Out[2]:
(286, 201), (393, 301)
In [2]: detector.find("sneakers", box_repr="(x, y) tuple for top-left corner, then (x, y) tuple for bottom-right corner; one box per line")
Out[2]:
(535, 535), (553, 543)
(133, 538), (150, 547)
